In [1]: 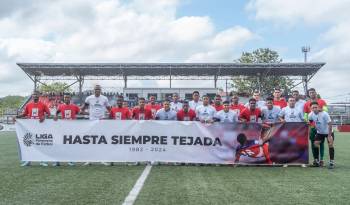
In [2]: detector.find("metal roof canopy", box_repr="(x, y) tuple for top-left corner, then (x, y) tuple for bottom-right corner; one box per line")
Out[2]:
(17, 62), (326, 99)
(17, 62), (324, 78)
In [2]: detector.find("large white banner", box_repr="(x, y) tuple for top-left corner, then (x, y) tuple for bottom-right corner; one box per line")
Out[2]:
(15, 119), (238, 164)
(15, 120), (309, 164)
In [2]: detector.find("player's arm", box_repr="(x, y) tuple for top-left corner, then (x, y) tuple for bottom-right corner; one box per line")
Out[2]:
(213, 112), (220, 122)
(239, 111), (247, 122)
(54, 107), (61, 121)
(81, 102), (89, 115)
(109, 109), (114, 119)
(234, 150), (241, 163)
(278, 109), (285, 123)
(154, 110), (160, 120)
(16, 107), (28, 119)
(40, 105), (50, 123)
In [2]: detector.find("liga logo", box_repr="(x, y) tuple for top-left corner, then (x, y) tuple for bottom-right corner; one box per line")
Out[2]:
(23, 133), (34, 147)
(23, 132), (54, 146)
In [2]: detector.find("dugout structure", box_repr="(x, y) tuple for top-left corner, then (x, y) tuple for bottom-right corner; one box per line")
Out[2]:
(17, 62), (325, 103)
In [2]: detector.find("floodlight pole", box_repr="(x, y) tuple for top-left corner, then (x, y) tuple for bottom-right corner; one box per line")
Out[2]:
(302, 46), (311, 95)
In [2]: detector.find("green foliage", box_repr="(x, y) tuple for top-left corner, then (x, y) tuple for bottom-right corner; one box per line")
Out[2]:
(0, 96), (26, 115)
(233, 48), (294, 95)
(38, 82), (72, 93)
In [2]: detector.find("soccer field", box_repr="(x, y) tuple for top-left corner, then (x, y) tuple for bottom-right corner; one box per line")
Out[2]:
(1, 131), (350, 205)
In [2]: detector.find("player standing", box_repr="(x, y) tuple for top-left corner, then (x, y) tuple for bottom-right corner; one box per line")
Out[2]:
(189, 91), (203, 111)
(16, 91), (50, 167)
(245, 90), (266, 109)
(110, 96), (131, 120)
(132, 97), (153, 120)
(214, 101), (239, 123)
(177, 101), (196, 121)
(81, 85), (111, 166)
(212, 95), (223, 111)
(195, 95), (216, 123)
(230, 95), (245, 116)
(308, 102), (335, 169)
(279, 97), (304, 122)
(304, 88), (328, 166)
(53, 93), (81, 166)
(261, 97), (281, 123)
(145, 95), (161, 119)
(155, 99), (177, 120)
(273, 88), (287, 109)
(170, 93), (183, 112)
(240, 98), (262, 122)
(292, 90), (306, 113)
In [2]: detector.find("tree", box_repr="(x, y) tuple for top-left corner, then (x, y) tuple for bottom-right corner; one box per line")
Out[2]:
(0, 96), (26, 115)
(38, 82), (72, 93)
(232, 48), (294, 95)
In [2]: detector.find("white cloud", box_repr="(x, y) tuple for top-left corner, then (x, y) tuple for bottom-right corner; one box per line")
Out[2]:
(247, 0), (350, 102)
(0, 0), (256, 97)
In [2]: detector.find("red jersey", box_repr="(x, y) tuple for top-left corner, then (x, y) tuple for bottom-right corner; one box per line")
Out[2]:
(110, 107), (131, 120)
(177, 109), (196, 121)
(145, 103), (162, 118)
(57, 103), (80, 120)
(303, 99), (327, 114)
(23, 101), (50, 119)
(239, 108), (262, 122)
(230, 103), (246, 115)
(132, 107), (153, 120)
(213, 104), (223, 111)
(273, 98), (287, 109)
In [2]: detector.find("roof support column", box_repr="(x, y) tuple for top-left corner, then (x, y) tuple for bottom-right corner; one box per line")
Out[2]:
(303, 75), (308, 96)
(257, 73), (262, 93)
(123, 75), (128, 88)
(78, 75), (84, 105)
(214, 75), (217, 88)
(169, 68), (172, 88)
(34, 75), (38, 92)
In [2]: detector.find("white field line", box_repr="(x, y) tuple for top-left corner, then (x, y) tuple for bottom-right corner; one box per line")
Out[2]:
(122, 165), (153, 205)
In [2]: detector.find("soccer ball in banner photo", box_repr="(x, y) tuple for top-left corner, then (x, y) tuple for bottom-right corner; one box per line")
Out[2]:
(23, 133), (34, 147)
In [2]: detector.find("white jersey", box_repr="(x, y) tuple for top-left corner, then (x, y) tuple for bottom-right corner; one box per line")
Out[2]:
(214, 110), (238, 123)
(155, 108), (177, 120)
(262, 106), (281, 123)
(245, 100), (266, 110)
(295, 99), (306, 114)
(189, 100), (203, 111)
(170, 102), (183, 112)
(85, 95), (110, 120)
(195, 104), (216, 121)
(279, 106), (304, 122)
(308, 111), (332, 134)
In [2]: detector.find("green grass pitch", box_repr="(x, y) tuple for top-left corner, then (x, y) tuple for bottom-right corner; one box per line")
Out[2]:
(1, 131), (350, 205)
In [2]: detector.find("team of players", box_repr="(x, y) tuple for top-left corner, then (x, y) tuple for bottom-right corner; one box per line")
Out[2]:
(16, 85), (335, 168)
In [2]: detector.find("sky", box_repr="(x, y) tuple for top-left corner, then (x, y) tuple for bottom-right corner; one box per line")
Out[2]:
(0, 0), (349, 102)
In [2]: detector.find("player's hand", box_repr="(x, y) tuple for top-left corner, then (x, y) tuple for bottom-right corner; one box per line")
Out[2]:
(39, 117), (45, 123)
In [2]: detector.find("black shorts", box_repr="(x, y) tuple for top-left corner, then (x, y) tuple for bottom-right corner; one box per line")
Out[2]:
(315, 132), (335, 142)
